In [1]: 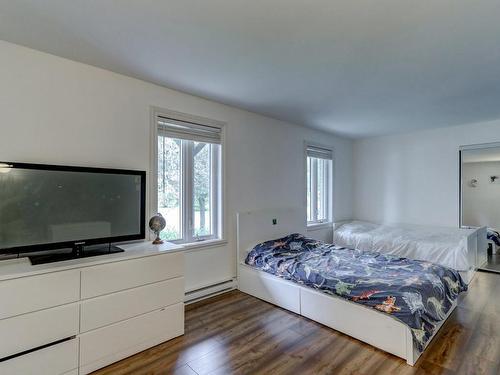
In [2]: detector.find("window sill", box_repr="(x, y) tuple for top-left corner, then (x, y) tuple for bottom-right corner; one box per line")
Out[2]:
(306, 222), (333, 232)
(179, 239), (228, 252)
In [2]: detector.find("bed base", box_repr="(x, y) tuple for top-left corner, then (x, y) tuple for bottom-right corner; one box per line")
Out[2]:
(239, 264), (456, 366)
(236, 208), (458, 367)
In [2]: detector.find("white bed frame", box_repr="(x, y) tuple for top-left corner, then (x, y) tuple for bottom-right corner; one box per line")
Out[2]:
(236, 208), (457, 366)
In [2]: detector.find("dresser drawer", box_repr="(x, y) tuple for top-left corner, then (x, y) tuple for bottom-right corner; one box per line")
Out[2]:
(0, 270), (80, 319)
(0, 338), (78, 375)
(81, 276), (184, 332)
(79, 303), (184, 374)
(81, 253), (184, 299)
(0, 303), (79, 359)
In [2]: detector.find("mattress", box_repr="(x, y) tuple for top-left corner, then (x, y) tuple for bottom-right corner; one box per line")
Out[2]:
(333, 221), (477, 271)
(245, 233), (466, 352)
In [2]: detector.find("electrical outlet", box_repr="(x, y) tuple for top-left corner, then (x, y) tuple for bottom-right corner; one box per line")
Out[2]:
(272, 218), (277, 225)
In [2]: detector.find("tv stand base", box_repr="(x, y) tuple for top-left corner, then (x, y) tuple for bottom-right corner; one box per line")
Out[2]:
(29, 244), (124, 265)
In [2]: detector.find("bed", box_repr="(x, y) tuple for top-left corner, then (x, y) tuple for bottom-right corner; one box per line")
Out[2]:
(237, 208), (465, 366)
(333, 221), (487, 283)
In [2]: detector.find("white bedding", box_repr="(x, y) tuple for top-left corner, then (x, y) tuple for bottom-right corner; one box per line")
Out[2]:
(333, 221), (477, 271)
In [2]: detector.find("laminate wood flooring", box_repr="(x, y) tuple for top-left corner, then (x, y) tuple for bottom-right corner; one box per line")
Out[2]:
(93, 271), (500, 375)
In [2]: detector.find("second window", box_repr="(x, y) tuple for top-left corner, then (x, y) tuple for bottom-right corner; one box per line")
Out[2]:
(306, 144), (333, 226)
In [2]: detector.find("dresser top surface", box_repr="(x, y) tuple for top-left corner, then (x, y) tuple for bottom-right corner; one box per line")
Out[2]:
(0, 241), (183, 281)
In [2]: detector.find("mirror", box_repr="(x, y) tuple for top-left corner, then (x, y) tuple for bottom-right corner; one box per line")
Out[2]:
(460, 143), (500, 273)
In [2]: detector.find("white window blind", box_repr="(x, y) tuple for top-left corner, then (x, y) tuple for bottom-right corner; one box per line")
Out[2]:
(306, 145), (333, 160)
(157, 116), (221, 144)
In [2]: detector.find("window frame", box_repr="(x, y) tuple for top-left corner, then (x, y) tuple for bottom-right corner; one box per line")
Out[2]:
(178, 140), (220, 243)
(305, 142), (334, 228)
(150, 107), (226, 245)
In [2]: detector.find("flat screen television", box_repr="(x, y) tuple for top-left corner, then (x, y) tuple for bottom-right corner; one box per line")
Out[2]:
(0, 161), (146, 264)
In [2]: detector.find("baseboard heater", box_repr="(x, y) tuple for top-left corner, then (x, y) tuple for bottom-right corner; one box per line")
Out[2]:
(185, 278), (237, 304)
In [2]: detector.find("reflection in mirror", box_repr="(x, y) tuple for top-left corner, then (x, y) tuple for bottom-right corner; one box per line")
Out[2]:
(461, 144), (500, 273)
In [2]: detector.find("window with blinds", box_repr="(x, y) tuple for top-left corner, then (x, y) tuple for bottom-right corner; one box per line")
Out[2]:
(156, 114), (222, 243)
(306, 145), (333, 225)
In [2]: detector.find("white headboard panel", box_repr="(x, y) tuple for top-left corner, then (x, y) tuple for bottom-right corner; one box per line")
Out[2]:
(237, 207), (305, 264)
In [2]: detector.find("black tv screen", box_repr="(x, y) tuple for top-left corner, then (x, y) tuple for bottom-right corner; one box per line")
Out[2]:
(0, 162), (146, 254)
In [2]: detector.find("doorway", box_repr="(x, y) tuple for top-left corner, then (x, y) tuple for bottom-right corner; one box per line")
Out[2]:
(460, 142), (500, 273)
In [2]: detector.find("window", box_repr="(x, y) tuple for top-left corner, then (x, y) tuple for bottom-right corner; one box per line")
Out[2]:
(156, 113), (223, 244)
(306, 144), (333, 226)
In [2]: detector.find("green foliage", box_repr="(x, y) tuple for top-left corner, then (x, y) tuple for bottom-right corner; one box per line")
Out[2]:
(193, 142), (210, 211)
(160, 226), (180, 241)
(158, 137), (181, 209)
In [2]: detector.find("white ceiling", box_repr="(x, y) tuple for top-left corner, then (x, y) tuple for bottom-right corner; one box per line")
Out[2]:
(462, 148), (500, 163)
(1, 1), (500, 138)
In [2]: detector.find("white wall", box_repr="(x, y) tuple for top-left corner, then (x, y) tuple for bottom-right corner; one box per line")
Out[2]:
(353, 119), (500, 227)
(462, 161), (500, 230)
(0, 41), (353, 291)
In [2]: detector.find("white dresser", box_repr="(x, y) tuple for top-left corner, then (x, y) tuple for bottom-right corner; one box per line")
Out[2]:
(0, 242), (184, 375)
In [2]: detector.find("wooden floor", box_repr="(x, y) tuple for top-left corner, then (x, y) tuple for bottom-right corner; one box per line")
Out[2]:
(94, 271), (500, 375)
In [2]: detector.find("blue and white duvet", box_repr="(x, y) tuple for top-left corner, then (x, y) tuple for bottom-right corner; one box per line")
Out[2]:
(245, 233), (467, 352)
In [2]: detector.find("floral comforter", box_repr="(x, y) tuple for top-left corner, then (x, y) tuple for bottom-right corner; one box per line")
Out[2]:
(245, 233), (467, 351)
